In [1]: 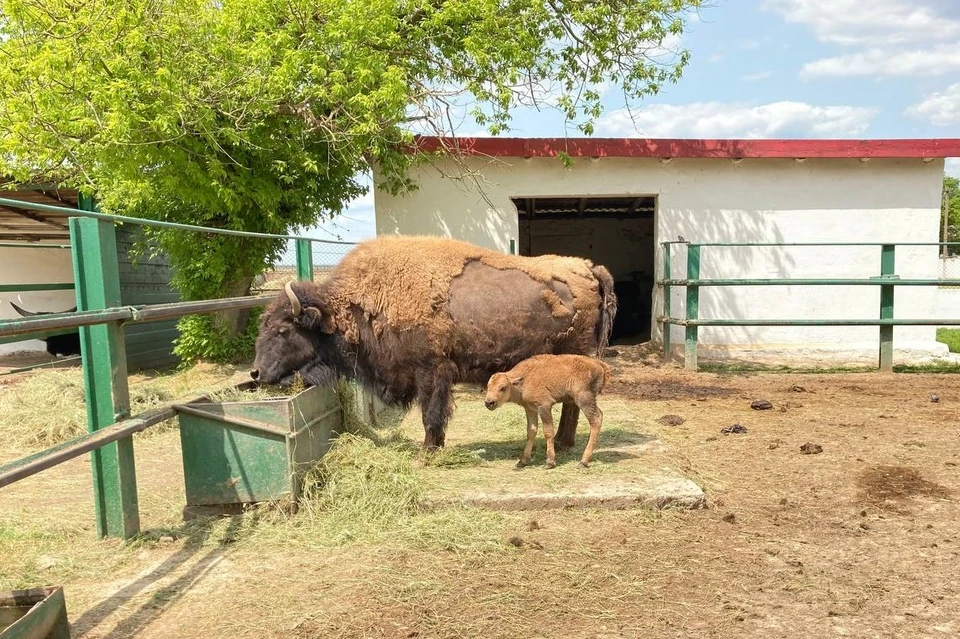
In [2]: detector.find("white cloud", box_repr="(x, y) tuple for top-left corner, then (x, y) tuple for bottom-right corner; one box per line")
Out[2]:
(595, 101), (877, 138)
(768, 1), (960, 80)
(707, 53), (723, 64)
(905, 82), (960, 125)
(742, 71), (773, 82)
(800, 45), (960, 78)
(766, 0), (960, 46)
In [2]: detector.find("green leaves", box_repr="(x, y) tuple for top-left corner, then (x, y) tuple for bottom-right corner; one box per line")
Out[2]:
(1, 0), (702, 360)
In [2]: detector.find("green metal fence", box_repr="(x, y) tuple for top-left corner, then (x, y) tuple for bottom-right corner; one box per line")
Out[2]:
(660, 241), (960, 371)
(0, 196), (355, 539)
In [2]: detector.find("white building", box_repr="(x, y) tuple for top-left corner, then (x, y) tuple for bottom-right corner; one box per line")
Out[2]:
(374, 137), (960, 366)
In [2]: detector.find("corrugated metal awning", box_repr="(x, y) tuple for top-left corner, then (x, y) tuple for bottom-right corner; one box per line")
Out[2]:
(0, 186), (78, 243)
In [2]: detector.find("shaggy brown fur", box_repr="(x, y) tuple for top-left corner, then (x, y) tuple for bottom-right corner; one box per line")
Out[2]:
(324, 235), (609, 353)
(252, 235), (617, 450)
(484, 354), (612, 469)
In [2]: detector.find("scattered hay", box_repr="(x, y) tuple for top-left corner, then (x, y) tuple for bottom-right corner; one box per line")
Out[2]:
(422, 447), (487, 468)
(243, 434), (507, 555)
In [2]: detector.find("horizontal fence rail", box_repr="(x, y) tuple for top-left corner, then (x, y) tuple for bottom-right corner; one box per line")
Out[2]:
(0, 196), (356, 244)
(0, 295), (274, 341)
(0, 403), (188, 489)
(0, 195), (358, 539)
(660, 278), (960, 287)
(0, 283), (75, 293)
(659, 241), (960, 372)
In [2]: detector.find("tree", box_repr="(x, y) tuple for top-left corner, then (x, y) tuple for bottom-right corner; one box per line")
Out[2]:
(944, 175), (960, 256)
(0, 0), (704, 361)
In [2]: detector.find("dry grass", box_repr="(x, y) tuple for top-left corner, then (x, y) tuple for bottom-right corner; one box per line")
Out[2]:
(0, 362), (252, 452)
(4, 356), (960, 638)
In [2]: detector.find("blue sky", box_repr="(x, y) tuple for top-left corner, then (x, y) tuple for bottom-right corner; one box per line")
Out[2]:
(304, 0), (960, 246)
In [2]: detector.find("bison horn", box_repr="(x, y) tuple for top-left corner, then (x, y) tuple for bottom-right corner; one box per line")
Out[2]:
(10, 302), (38, 317)
(284, 281), (302, 317)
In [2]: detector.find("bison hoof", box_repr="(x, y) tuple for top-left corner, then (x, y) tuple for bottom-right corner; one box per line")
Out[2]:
(578, 460), (590, 469)
(544, 460), (557, 470)
(516, 459), (529, 469)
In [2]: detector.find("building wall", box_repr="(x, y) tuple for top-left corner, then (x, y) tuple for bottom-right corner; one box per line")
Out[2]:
(116, 227), (181, 370)
(374, 155), (948, 364)
(0, 246), (75, 354)
(0, 227), (181, 369)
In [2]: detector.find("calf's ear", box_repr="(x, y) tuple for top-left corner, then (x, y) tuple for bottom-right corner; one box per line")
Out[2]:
(299, 307), (336, 334)
(510, 375), (524, 387)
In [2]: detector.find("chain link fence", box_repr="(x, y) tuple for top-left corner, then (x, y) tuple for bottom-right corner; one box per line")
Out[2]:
(253, 238), (358, 293)
(941, 255), (960, 289)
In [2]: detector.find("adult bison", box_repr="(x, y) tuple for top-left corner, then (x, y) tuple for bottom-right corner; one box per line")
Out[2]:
(9, 302), (81, 357)
(251, 235), (617, 450)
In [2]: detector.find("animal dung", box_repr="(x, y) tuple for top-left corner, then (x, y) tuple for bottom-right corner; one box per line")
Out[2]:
(800, 442), (823, 455)
(658, 414), (685, 426)
(751, 400), (773, 410)
(721, 424), (747, 435)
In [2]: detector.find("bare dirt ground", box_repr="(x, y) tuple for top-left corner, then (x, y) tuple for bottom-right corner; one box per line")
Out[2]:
(2, 349), (960, 638)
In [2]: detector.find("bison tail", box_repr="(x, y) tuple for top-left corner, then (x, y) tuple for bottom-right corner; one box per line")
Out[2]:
(591, 264), (617, 358)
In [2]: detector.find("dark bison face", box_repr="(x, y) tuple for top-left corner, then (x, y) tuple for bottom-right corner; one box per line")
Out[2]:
(250, 282), (335, 385)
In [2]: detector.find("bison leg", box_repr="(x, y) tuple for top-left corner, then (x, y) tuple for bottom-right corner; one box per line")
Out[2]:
(555, 402), (580, 452)
(517, 406), (539, 468)
(578, 399), (603, 468)
(418, 362), (457, 450)
(539, 406), (557, 469)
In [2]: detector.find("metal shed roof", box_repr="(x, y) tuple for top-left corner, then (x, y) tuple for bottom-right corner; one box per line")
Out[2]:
(0, 186), (78, 243)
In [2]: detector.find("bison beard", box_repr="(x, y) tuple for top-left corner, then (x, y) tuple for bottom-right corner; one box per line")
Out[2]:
(251, 236), (616, 451)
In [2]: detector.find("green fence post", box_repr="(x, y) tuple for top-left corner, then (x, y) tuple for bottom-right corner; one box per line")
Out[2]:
(662, 243), (672, 360)
(684, 244), (700, 371)
(296, 239), (313, 282)
(70, 216), (138, 539)
(879, 244), (895, 371)
(295, 239), (314, 282)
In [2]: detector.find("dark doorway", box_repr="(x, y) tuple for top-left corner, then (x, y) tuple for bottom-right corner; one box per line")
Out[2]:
(513, 196), (656, 344)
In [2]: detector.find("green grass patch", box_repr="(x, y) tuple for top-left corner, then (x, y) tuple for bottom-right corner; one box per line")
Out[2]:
(937, 328), (960, 354)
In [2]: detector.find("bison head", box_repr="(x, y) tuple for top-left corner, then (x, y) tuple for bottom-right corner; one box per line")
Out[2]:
(483, 372), (523, 410)
(250, 281), (336, 385)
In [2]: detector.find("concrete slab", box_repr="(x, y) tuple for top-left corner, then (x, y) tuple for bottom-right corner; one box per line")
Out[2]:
(405, 393), (708, 513)
(422, 473), (706, 512)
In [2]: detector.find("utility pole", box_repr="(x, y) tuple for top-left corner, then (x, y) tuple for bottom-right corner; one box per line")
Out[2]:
(943, 184), (950, 259)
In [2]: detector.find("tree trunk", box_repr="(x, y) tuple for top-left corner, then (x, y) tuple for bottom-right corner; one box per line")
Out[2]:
(214, 276), (255, 337)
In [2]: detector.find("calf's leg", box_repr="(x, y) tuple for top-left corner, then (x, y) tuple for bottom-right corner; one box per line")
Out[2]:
(578, 399), (604, 468)
(517, 406), (539, 468)
(539, 406), (558, 469)
(555, 402), (580, 452)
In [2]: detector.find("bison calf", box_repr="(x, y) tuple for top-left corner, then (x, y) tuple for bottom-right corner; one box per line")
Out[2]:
(484, 354), (612, 469)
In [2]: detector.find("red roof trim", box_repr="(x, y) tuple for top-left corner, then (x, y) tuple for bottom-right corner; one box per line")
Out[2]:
(411, 136), (960, 159)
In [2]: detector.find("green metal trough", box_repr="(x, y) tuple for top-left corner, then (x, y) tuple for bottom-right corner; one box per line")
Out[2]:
(0, 587), (70, 639)
(176, 384), (342, 518)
